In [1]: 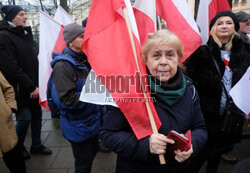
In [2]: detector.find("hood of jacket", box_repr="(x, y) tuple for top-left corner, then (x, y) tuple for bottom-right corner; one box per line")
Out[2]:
(51, 46), (89, 70)
(0, 20), (33, 38)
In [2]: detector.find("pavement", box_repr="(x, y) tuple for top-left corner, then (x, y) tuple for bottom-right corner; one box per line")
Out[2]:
(0, 108), (250, 173)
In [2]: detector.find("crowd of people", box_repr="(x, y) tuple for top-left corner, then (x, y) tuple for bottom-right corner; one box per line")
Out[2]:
(0, 4), (249, 173)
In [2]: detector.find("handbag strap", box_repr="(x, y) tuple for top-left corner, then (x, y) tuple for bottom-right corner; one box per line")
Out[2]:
(209, 49), (231, 101)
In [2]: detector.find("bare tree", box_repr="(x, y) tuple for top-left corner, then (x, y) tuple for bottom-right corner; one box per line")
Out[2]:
(38, 0), (44, 11)
(35, 0), (58, 16)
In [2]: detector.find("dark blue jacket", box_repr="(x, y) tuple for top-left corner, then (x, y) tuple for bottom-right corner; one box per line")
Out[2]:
(100, 76), (207, 173)
(51, 47), (101, 143)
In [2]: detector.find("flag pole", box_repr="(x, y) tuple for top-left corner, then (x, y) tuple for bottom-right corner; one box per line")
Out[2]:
(122, 7), (166, 165)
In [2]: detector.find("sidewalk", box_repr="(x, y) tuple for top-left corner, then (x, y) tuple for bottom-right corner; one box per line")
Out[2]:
(0, 108), (250, 173)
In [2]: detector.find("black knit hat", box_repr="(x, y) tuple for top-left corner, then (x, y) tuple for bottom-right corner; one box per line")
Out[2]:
(235, 11), (250, 21)
(63, 23), (85, 45)
(0, 5), (24, 21)
(209, 11), (239, 31)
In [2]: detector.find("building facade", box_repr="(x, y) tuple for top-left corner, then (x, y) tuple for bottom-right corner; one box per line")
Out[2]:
(232, 0), (250, 12)
(70, 0), (91, 25)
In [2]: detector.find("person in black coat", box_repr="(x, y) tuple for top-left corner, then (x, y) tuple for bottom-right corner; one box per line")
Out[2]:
(0, 5), (52, 160)
(185, 11), (250, 173)
(100, 30), (207, 173)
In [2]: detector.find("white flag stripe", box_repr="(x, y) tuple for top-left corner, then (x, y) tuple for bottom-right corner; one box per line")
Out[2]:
(54, 5), (74, 25)
(134, 0), (157, 31)
(38, 11), (62, 102)
(172, 0), (200, 35)
(118, 0), (140, 42)
(196, 0), (210, 44)
(80, 70), (118, 107)
(230, 67), (250, 117)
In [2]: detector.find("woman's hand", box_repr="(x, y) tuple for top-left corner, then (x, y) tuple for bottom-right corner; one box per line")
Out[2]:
(174, 145), (193, 163)
(149, 134), (174, 155)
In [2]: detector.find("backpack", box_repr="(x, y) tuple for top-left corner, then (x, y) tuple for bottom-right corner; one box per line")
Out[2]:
(47, 60), (77, 119)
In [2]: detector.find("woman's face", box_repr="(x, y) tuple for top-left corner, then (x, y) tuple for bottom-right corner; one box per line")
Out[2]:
(146, 43), (178, 83)
(215, 16), (235, 41)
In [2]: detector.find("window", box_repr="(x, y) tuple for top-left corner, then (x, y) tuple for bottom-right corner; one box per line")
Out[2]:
(242, 0), (246, 3)
(234, 0), (239, 4)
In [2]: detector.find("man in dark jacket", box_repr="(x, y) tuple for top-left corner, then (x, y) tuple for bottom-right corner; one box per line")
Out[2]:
(0, 5), (52, 160)
(235, 11), (250, 43)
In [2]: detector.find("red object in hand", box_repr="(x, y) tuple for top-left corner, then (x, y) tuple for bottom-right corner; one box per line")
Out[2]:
(167, 130), (192, 156)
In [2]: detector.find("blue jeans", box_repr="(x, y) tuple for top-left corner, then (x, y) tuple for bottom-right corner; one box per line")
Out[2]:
(16, 105), (42, 147)
(70, 137), (98, 173)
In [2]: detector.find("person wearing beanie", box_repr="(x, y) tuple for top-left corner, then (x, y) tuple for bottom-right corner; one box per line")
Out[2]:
(235, 11), (250, 43)
(0, 5), (26, 26)
(0, 5), (52, 161)
(50, 23), (103, 173)
(185, 10), (250, 173)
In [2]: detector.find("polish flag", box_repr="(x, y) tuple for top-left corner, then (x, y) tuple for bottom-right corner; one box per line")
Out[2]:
(196, 0), (231, 44)
(54, 5), (74, 25)
(38, 8), (74, 109)
(38, 12), (62, 109)
(81, 0), (161, 139)
(133, 0), (157, 46)
(156, 0), (202, 62)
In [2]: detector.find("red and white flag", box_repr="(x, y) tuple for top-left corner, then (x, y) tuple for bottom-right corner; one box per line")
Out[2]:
(38, 12), (62, 109)
(81, 0), (161, 139)
(230, 67), (250, 118)
(38, 9), (74, 109)
(133, 0), (157, 46)
(196, 0), (231, 44)
(156, 0), (202, 62)
(54, 5), (74, 25)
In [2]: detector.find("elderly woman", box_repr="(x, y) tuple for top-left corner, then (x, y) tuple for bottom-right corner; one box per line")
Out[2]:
(185, 11), (250, 173)
(100, 30), (207, 173)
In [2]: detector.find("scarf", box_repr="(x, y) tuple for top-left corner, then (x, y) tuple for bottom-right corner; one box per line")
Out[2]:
(148, 67), (186, 106)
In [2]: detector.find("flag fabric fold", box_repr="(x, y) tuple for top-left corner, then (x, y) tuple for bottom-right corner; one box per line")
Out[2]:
(81, 0), (161, 139)
(156, 0), (202, 62)
(38, 12), (62, 109)
(133, 0), (157, 46)
(230, 67), (250, 117)
(38, 8), (74, 110)
(54, 5), (75, 25)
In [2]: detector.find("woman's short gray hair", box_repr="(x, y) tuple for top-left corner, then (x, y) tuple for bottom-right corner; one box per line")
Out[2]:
(142, 29), (183, 63)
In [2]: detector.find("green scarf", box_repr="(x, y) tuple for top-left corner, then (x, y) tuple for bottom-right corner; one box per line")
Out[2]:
(149, 68), (186, 106)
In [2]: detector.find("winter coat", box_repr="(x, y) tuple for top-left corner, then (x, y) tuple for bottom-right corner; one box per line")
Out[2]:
(0, 71), (17, 158)
(185, 35), (250, 141)
(100, 76), (207, 173)
(51, 47), (102, 143)
(0, 20), (39, 108)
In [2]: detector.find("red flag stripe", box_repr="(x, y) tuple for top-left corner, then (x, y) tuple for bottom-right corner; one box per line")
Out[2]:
(156, 0), (201, 62)
(82, 0), (161, 139)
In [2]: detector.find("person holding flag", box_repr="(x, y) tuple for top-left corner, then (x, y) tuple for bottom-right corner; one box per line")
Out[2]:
(185, 11), (250, 172)
(100, 30), (207, 173)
